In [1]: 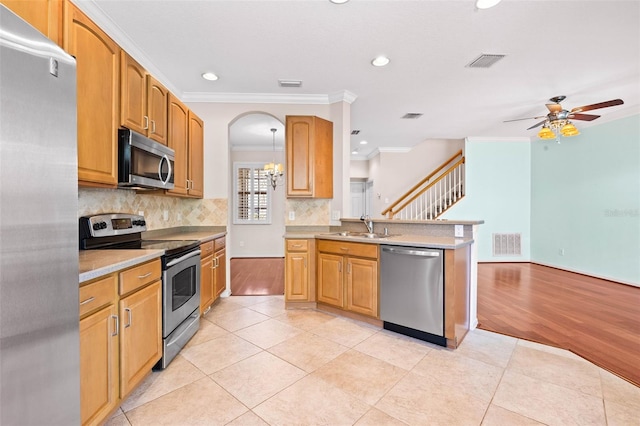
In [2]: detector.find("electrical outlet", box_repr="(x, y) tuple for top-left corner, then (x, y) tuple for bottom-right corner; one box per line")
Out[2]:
(163, 210), (169, 221)
(138, 211), (144, 217)
(331, 210), (340, 220)
(288, 211), (295, 221)
(559, 248), (565, 256)
(454, 224), (464, 238)
(239, 241), (244, 247)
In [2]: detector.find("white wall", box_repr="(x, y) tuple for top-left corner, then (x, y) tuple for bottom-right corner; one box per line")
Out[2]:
(368, 139), (464, 218)
(440, 138), (532, 262)
(350, 160), (369, 179)
(229, 150), (286, 258)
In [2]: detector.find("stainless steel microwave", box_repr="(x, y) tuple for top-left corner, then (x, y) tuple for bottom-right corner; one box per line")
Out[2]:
(118, 128), (175, 190)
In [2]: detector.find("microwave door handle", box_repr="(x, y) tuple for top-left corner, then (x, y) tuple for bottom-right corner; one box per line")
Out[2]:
(158, 154), (172, 186)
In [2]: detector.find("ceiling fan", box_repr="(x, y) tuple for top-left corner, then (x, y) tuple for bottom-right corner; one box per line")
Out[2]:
(505, 96), (624, 139)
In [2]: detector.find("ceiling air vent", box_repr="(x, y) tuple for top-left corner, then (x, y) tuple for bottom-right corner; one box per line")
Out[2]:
(466, 54), (506, 68)
(278, 79), (302, 88)
(402, 113), (423, 119)
(351, 130), (360, 135)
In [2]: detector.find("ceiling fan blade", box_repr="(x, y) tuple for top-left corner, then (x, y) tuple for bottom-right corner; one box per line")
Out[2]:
(504, 115), (546, 123)
(527, 120), (547, 130)
(569, 113), (600, 121)
(570, 99), (624, 113)
(546, 103), (562, 113)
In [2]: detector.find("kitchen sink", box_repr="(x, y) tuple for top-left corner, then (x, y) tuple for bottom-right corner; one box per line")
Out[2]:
(330, 231), (400, 239)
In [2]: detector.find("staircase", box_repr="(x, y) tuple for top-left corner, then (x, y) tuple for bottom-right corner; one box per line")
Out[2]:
(381, 150), (465, 220)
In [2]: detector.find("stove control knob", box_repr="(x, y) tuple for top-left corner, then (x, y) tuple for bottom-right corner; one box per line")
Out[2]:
(140, 220), (146, 226)
(100, 221), (107, 229)
(92, 223), (100, 231)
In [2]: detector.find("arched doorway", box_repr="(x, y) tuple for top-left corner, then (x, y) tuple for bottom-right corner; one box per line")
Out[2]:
(227, 112), (285, 295)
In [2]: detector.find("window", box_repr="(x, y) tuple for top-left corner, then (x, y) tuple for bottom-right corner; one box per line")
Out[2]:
(233, 162), (271, 224)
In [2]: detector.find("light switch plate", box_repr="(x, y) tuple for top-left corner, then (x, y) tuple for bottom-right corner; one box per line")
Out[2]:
(454, 225), (464, 238)
(331, 210), (340, 220)
(288, 211), (295, 220)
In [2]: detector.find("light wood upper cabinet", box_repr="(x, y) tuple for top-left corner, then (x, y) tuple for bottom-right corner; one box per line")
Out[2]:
(120, 52), (168, 145)
(167, 95), (189, 196)
(119, 279), (162, 398)
(286, 116), (333, 198)
(1, 0), (62, 45)
(64, 2), (120, 187)
(187, 111), (204, 198)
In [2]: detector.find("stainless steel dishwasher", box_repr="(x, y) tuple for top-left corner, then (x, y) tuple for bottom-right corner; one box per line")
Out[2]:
(380, 245), (446, 346)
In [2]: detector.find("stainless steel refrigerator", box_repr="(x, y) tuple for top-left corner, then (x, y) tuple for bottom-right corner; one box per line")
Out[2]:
(0, 6), (80, 425)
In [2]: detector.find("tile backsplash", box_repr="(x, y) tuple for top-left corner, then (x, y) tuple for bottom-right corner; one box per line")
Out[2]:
(285, 199), (331, 225)
(78, 188), (227, 230)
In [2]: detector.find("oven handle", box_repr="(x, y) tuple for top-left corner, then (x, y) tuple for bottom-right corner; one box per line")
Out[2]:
(166, 249), (201, 268)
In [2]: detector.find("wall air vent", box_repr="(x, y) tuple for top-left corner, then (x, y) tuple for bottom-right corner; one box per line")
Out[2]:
(401, 113), (423, 119)
(466, 54), (506, 68)
(278, 79), (302, 88)
(351, 130), (360, 135)
(492, 233), (521, 256)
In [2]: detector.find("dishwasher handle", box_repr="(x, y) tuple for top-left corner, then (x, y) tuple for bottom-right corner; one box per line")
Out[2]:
(382, 246), (440, 257)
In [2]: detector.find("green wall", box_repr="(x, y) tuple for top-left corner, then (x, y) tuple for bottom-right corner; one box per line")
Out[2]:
(440, 138), (532, 262)
(530, 115), (640, 285)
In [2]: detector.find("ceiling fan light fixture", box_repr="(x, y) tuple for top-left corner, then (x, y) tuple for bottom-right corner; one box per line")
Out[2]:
(475, 0), (502, 9)
(561, 122), (580, 137)
(538, 126), (555, 140)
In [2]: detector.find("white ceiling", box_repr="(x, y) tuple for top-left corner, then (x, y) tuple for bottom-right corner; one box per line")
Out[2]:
(78, 0), (640, 158)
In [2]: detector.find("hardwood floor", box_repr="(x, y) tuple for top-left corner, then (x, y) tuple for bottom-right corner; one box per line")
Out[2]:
(230, 257), (284, 296)
(477, 262), (640, 386)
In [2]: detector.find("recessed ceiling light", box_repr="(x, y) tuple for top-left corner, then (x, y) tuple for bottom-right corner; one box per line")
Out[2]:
(371, 56), (390, 67)
(201, 72), (218, 81)
(351, 148), (359, 154)
(475, 0), (502, 9)
(360, 140), (368, 145)
(330, 0), (349, 4)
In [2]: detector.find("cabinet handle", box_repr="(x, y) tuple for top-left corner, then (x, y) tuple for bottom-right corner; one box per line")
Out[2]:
(143, 116), (149, 130)
(124, 308), (132, 328)
(111, 315), (119, 336)
(79, 296), (95, 306)
(304, 258), (307, 268)
(138, 272), (152, 279)
(340, 247), (349, 252)
(347, 263), (351, 274)
(338, 262), (342, 272)
(151, 120), (156, 134)
(203, 306), (211, 316)
(292, 244), (302, 248)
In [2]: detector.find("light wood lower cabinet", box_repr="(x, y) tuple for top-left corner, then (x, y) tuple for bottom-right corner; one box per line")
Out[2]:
(79, 297), (118, 426)
(79, 259), (161, 426)
(285, 239), (315, 302)
(200, 236), (226, 314)
(316, 240), (379, 318)
(118, 280), (162, 397)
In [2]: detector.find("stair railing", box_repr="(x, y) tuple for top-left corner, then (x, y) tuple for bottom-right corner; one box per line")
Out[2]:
(381, 150), (465, 220)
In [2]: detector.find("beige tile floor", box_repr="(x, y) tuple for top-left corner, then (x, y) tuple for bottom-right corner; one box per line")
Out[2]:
(108, 295), (640, 426)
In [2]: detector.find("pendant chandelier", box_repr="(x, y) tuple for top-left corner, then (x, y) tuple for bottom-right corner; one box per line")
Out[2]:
(264, 128), (284, 190)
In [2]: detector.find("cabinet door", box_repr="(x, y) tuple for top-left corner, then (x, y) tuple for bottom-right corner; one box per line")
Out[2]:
(317, 253), (343, 307)
(1, 0), (62, 45)
(119, 281), (162, 397)
(346, 257), (378, 317)
(214, 249), (226, 298)
(147, 75), (168, 145)
(64, 3), (119, 186)
(187, 111), (204, 198)
(286, 116), (313, 196)
(120, 51), (147, 135)
(200, 255), (214, 314)
(167, 94), (189, 195)
(285, 251), (308, 301)
(80, 304), (118, 426)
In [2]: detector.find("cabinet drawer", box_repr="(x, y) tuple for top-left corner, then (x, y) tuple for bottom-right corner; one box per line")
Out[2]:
(79, 275), (117, 318)
(200, 241), (214, 258)
(119, 259), (161, 295)
(214, 236), (226, 251)
(286, 239), (308, 252)
(317, 240), (378, 259)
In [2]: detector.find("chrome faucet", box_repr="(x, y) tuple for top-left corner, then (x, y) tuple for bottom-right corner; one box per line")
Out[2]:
(361, 215), (374, 234)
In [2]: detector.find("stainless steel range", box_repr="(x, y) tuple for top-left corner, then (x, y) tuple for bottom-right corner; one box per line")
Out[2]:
(79, 213), (200, 369)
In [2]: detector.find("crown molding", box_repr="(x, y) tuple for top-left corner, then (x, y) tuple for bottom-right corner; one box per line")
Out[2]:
(328, 90), (358, 104)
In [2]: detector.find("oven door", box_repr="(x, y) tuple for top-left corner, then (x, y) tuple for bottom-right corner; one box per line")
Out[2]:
(162, 250), (201, 337)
